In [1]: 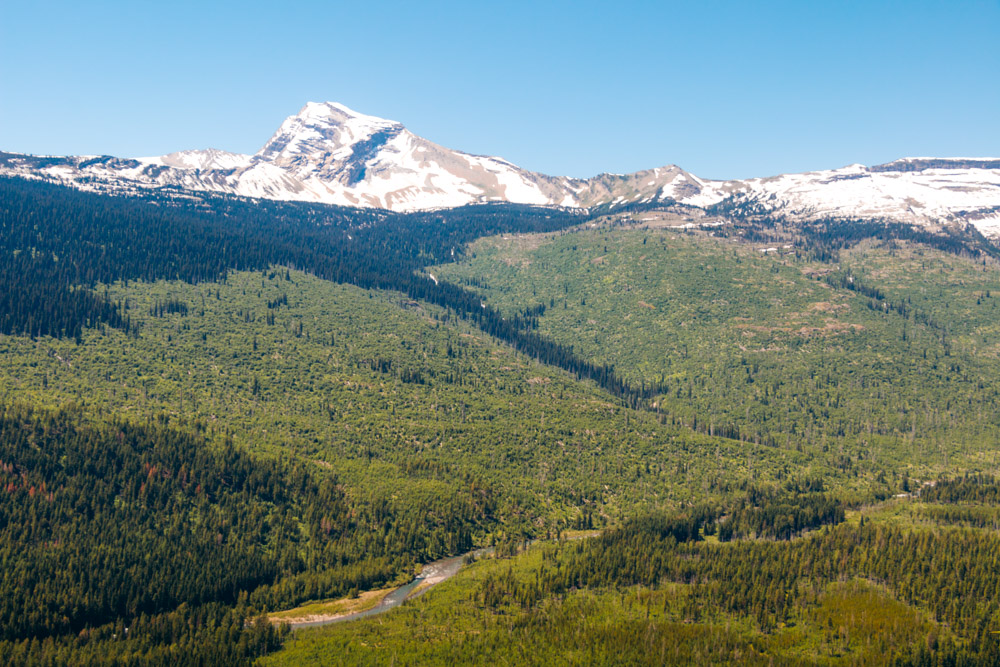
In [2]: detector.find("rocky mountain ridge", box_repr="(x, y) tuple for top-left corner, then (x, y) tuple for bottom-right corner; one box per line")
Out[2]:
(1, 102), (998, 235)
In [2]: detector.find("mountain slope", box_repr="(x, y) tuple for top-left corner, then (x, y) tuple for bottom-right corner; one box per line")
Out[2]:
(1, 102), (998, 234)
(719, 158), (1000, 234)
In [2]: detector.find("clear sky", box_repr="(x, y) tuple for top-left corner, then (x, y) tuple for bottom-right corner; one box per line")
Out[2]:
(1, 0), (998, 180)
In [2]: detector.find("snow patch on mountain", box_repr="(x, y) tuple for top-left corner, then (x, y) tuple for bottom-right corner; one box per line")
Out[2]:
(1, 102), (998, 236)
(716, 161), (1000, 230)
(141, 149), (252, 171)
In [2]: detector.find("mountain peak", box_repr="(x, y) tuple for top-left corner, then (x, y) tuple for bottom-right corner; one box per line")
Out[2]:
(3, 102), (999, 232)
(256, 101), (404, 165)
(297, 101), (400, 127)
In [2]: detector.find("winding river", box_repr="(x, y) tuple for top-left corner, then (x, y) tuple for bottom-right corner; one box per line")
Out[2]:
(287, 547), (494, 630)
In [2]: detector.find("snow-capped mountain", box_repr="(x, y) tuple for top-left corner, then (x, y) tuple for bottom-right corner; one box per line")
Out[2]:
(1, 102), (998, 235)
(712, 158), (1000, 235)
(1, 102), (695, 210)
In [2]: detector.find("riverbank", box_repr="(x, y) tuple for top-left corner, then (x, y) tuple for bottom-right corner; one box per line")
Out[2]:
(270, 534), (600, 630)
(270, 546), (494, 630)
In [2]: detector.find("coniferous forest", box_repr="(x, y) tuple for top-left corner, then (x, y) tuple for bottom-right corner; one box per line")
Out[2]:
(3, 174), (1000, 664)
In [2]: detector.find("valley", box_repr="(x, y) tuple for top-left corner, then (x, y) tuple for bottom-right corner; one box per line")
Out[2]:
(264, 485), (1000, 665)
(4, 0), (998, 662)
(2, 162), (1000, 664)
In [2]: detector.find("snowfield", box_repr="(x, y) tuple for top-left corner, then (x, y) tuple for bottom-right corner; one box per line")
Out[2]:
(1, 102), (998, 235)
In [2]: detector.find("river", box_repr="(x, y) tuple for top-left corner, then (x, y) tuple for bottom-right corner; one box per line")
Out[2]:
(286, 546), (493, 630)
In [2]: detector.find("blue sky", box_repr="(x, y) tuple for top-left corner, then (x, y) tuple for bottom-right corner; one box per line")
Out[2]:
(1, 0), (998, 180)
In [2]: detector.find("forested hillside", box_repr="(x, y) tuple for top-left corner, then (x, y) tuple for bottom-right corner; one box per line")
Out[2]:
(2, 175), (1000, 664)
(267, 488), (1000, 665)
(434, 223), (1000, 473)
